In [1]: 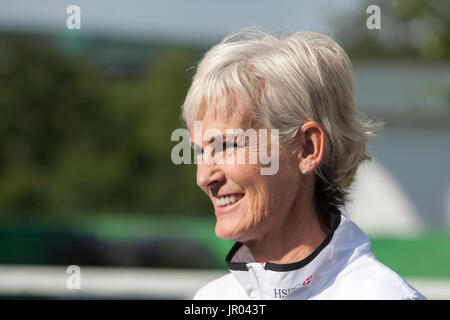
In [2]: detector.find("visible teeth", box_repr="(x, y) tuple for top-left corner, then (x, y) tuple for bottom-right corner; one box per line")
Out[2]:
(216, 194), (242, 207)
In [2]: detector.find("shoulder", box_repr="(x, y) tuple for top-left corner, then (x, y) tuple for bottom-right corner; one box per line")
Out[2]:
(315, 252), (426, 300)
(193, 272), (247, 300)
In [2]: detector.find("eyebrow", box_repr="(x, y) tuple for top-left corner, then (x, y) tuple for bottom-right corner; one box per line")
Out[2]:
(190, 134), (237, 149)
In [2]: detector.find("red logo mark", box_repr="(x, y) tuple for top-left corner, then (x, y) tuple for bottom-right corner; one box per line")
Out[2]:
(302, 275), (312, 286)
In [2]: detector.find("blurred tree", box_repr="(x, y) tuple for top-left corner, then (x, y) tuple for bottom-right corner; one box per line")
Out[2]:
(0, 34), (210, 218)
(332, 0), (450, 112)
(334, 0), (450, 60)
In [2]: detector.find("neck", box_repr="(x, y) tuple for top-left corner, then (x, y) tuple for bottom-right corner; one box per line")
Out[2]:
(244, 196), (328, 265)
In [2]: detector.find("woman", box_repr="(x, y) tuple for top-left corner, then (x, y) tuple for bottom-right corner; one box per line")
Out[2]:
(181, 27), (425, 300)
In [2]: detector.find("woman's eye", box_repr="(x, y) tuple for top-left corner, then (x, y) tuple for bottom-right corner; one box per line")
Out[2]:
(223, 142), (235, 149)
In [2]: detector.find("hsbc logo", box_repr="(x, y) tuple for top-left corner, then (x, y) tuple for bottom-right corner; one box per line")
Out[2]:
(273, 275), (313, 298)
(273, 287), (297, 299)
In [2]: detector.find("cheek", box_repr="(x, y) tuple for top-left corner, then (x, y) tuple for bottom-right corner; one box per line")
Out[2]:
(221, 165), (270, 228)
(219, 154), (298, 237)
(241, 176), (276, 232)
(248, 166), (298, 224)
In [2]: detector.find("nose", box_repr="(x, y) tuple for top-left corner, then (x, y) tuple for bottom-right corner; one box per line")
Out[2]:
(196, 161), (225, 191)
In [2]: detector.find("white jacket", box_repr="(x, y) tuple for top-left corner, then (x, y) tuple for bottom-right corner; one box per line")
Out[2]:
(194, 208), (426, 300)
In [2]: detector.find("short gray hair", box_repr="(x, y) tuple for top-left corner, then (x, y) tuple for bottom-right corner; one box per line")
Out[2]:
(182, 27), (383, 212)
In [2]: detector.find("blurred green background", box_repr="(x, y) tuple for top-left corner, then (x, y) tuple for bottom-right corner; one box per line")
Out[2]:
(0, 0), (449, 285)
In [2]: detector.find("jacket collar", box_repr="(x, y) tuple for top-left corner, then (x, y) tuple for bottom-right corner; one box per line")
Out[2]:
(225, 207), (371, 299)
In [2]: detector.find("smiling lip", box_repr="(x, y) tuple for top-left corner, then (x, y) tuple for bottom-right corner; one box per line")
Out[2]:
(214, 193), (245, 215)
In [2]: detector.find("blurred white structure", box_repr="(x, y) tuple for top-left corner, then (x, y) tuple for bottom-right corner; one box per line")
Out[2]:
(345, 159), (425, 235)
(0, 265), (448, 299)
(0, 265), (224, 299)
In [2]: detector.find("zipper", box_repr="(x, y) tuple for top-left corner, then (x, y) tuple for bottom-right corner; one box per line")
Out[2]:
(247, 263), (264, 299)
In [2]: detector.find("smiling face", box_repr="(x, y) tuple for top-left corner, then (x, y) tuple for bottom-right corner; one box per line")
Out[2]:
(192, 100), (303, 243)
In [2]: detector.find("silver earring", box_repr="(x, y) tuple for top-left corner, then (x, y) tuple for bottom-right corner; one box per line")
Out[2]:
(302, 163), (313, 175)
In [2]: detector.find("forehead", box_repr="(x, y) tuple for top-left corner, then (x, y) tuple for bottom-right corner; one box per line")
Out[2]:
(200, 99), (255, 130)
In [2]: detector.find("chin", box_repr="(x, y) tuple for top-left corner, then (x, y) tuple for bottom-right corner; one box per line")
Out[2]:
(215, 218), (245, 241)
(215, 222), (236, 240)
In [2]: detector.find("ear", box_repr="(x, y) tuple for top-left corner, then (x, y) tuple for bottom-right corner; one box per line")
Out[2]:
(297, 121), (325, 174)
